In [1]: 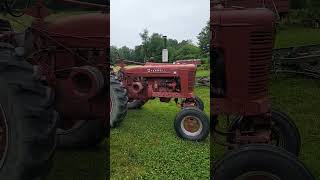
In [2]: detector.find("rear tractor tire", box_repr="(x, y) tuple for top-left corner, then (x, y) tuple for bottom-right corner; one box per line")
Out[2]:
(0, 47), (58, 180)
(56, 119), (107, 149)
(174, 107), (209, 141)
(110, 75), (128, 128)
(212, 144), (314, 180)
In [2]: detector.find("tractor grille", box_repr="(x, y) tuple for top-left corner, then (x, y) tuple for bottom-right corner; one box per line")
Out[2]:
(188, 71), (196, 91)
(248, 31), (273, 96)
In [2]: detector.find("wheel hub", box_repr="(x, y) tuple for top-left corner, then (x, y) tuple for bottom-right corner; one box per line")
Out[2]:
(0, 105), (8, 169)
(183, 117), (200, 132)
(181, 116), (203, 136)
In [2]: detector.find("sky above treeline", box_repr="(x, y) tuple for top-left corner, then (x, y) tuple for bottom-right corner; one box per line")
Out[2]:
(110, 0), (209, 48)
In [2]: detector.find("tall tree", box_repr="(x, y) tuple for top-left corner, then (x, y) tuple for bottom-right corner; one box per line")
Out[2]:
(197, 21), (210, 57)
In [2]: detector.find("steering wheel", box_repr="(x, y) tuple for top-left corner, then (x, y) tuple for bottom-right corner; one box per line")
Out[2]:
(4, 0), (31, 17)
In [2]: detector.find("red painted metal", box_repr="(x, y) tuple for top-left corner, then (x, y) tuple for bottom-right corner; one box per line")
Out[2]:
(21, 0), (110, 123)
(211, 7), (275, 116)
(211, 5), (276, 146)
(218, 0), (289, 16)
(119, 61), (198, 106)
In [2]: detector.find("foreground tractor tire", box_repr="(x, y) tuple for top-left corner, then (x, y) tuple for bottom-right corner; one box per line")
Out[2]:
(0, 48), (58, 180)
(212, 144), (314, 180)
(174, 107), (209, 141)
(229, 109), (301, 156)
(127, 99), (145, 109)
(56, 119), (107, 149)
(110, 75), (127, 127)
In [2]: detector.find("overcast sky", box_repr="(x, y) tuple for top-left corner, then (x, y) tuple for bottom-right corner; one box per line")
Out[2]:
(110, 0), (209, 48)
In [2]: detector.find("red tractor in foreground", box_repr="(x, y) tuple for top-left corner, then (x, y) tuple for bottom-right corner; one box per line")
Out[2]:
(211, 4), (314, 180)
(112, 60), (210, 141)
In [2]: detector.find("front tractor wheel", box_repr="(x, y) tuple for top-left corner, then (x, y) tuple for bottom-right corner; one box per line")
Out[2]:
(110, 76), (128, 128)
(174, 107), (209, 141)
(212, 144), (314, 180)
(228, 109), (301, 156)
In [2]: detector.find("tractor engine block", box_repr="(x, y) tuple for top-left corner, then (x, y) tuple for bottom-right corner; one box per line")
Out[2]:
(120, 62), (197, 103)
(124, 77), (179, 102)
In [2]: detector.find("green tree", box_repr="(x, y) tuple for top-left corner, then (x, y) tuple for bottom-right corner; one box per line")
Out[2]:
(175, 43), (201, 60)
(197, 21), (210, 57)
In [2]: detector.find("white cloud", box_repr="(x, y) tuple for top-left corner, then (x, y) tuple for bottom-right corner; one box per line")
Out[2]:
(110, 0), (209, 48)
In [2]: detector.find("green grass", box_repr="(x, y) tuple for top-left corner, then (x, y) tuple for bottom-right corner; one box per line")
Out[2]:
(47, 145), (107, 180)
(275, 26), (320, 48)
(196, 69), (210, 77)
(111, 87), (210, 179)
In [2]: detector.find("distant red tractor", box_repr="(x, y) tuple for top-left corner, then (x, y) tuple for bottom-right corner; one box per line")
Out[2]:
(211, 3), (314, 180)
(112, 60), (210, 141)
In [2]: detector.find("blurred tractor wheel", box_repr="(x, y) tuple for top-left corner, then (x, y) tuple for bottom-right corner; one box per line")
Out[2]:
(56, 119), (107, 149)
(110, 75), (127, 128)
(228, 109), (301, 156)
(0, 47), (58, 180)
(212, 144), (314, 180)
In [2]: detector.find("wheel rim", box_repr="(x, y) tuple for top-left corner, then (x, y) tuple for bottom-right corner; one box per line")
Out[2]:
(180, 116), (203, 137)
(0, 104), (8, 169)
(236, 171), (282, 180)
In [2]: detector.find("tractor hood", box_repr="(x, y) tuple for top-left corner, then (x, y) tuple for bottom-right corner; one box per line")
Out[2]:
(46, 13), (109, 48)
(123, 63), (196, 77)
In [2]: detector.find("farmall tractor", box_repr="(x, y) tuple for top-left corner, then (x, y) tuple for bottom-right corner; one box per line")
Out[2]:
(1, 0), (119, 150)
(0, 0), (116, 175)
(211, 2), (314, 180)
(112, 60), (210, 141)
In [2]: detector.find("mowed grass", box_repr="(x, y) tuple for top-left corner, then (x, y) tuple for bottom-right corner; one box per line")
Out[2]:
(111, 86), (210, 179)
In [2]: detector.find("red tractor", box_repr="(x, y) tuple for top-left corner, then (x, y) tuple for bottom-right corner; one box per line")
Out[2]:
(211, 3), (314, 179)
(0, 0), (119, 151)
(112, 60), (210, 141)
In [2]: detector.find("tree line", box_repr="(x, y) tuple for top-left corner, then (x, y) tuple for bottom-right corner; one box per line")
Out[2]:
(111, 21), (209, 64)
